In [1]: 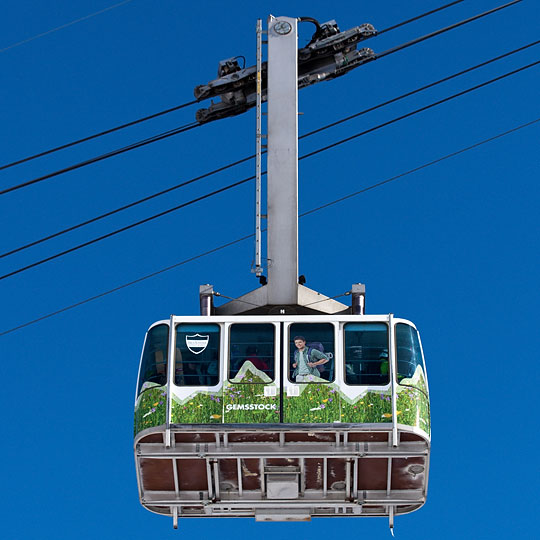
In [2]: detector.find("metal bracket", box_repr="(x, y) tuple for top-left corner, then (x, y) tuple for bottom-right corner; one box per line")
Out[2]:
(351, 283), (366, 314)
(199, 284), (214, 315)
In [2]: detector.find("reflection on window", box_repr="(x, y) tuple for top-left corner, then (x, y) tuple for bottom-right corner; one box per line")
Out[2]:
(289, 323), (334, 383)
(175, 324), (220, 386)
(138, 324), (169, 395)
(344, 323), (389, 386)
(229, 324), (275, 382)
(396, 324), (425, 381)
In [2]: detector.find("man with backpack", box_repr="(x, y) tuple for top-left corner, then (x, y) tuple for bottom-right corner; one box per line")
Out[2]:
(291, 335), (329, 382)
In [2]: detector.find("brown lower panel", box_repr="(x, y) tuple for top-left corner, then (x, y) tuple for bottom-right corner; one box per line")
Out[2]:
(140, 458), (175, 491)
(286, 432), (335, 443)
(240, 459), (261, 491)
(391, 457), (426, 490)
(357, 458), (388, 491)
(327, 458), (347, 491)
(400, 432), (426, 442)
(228, 433), (279, 443)
(348, 432), (389, 442)
(178, 459), (209, 491)
(138, 433), (164, 444)
(175, 433), (215, 443)
(305, 458), (324, 490)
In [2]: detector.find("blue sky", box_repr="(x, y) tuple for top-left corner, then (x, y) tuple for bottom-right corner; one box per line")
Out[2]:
(1, 1), (539, 538)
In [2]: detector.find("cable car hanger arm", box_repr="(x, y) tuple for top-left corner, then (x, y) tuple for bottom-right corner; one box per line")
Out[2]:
(193, 1), (523, 124)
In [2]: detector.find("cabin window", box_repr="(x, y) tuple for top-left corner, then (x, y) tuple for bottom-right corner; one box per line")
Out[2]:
(396, 323), (425, 381)
(138, 324), (169, 395)
(288, 323), (335, 383)
(228, 323), (275, 382)
(344, 323), (389, 386)
(175, 323), (220, 386)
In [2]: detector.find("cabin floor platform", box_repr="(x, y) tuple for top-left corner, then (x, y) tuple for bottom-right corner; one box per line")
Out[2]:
(135, 424), (429, 524)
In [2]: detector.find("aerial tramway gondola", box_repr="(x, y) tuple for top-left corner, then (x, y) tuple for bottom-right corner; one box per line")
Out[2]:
(134, 15), (430, 532)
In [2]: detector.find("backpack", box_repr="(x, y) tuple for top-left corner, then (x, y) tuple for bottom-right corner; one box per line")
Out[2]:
(306, 342), (325, 372)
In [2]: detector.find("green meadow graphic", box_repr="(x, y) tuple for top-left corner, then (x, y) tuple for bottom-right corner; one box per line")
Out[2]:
(135, 364), (429, 436)
(171, 391), (223, 424)
(340, 366), (430, 433)
(134, 383), (167, 435)
(284, 380), (341, 423)
(223, 361), (277, 423)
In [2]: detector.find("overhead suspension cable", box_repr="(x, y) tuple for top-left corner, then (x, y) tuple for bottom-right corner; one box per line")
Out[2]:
(1, 58), (539, 282)
(0, 0), (515, 175)
(0, 0), (466, 172)
(299, 59), (540, 160)
(0, 121), (200, 196)
(301, 39), (540, 138)
(3, 38), (538, 260)
(377, 0), (522, 58)
(0, 100), (199, 172)
(0, 153), (254, 259)
(378, 0), (465, 34)
(0, 175), (256, 282)
(0, 0), (134, 54)
(2, 116), (538, 337)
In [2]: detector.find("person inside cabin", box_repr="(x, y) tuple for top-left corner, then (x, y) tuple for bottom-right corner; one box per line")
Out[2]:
(150, 349), (167, 385)
(379, 349), (390, 380)
(379, 349), (405, 382)
(175, 347), (185, 385)
(346, 346), (363, 384)
(291, 335), (328, 382)
(244, 345), (269, 373)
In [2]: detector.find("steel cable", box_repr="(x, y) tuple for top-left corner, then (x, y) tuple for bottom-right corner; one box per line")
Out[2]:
(0, 100), (199, 172)
(3, 38), (539, 260)
(378, 0), (465, 35)
(1, 58), (539, 282)
(0, 0), (467, 171)
(0, 121), (200, 196)
(2, 115), (539, 336)
(0, 1), (516, 177)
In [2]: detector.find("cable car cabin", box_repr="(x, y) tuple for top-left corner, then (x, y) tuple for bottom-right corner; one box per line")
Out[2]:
(134, 314), (430, 526)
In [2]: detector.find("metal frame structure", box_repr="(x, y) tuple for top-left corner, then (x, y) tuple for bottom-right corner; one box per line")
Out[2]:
(210, 15), (356, 316)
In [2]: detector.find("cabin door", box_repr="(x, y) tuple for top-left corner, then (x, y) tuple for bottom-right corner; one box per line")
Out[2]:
(281, 321), (340, 424)
(222, 322), (280, 424)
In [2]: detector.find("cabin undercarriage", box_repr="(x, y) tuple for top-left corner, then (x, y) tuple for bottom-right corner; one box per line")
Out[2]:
(135, 423), (429, 527)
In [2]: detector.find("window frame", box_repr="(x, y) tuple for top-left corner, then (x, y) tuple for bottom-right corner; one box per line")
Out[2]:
(394, 322), (426, 383)
(173, 322), (221, 388)
(227, 322), (277, 384)
(136, 323), (169, 397)
(342, 321), (391, 387)
(286, 322), (336, 384)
